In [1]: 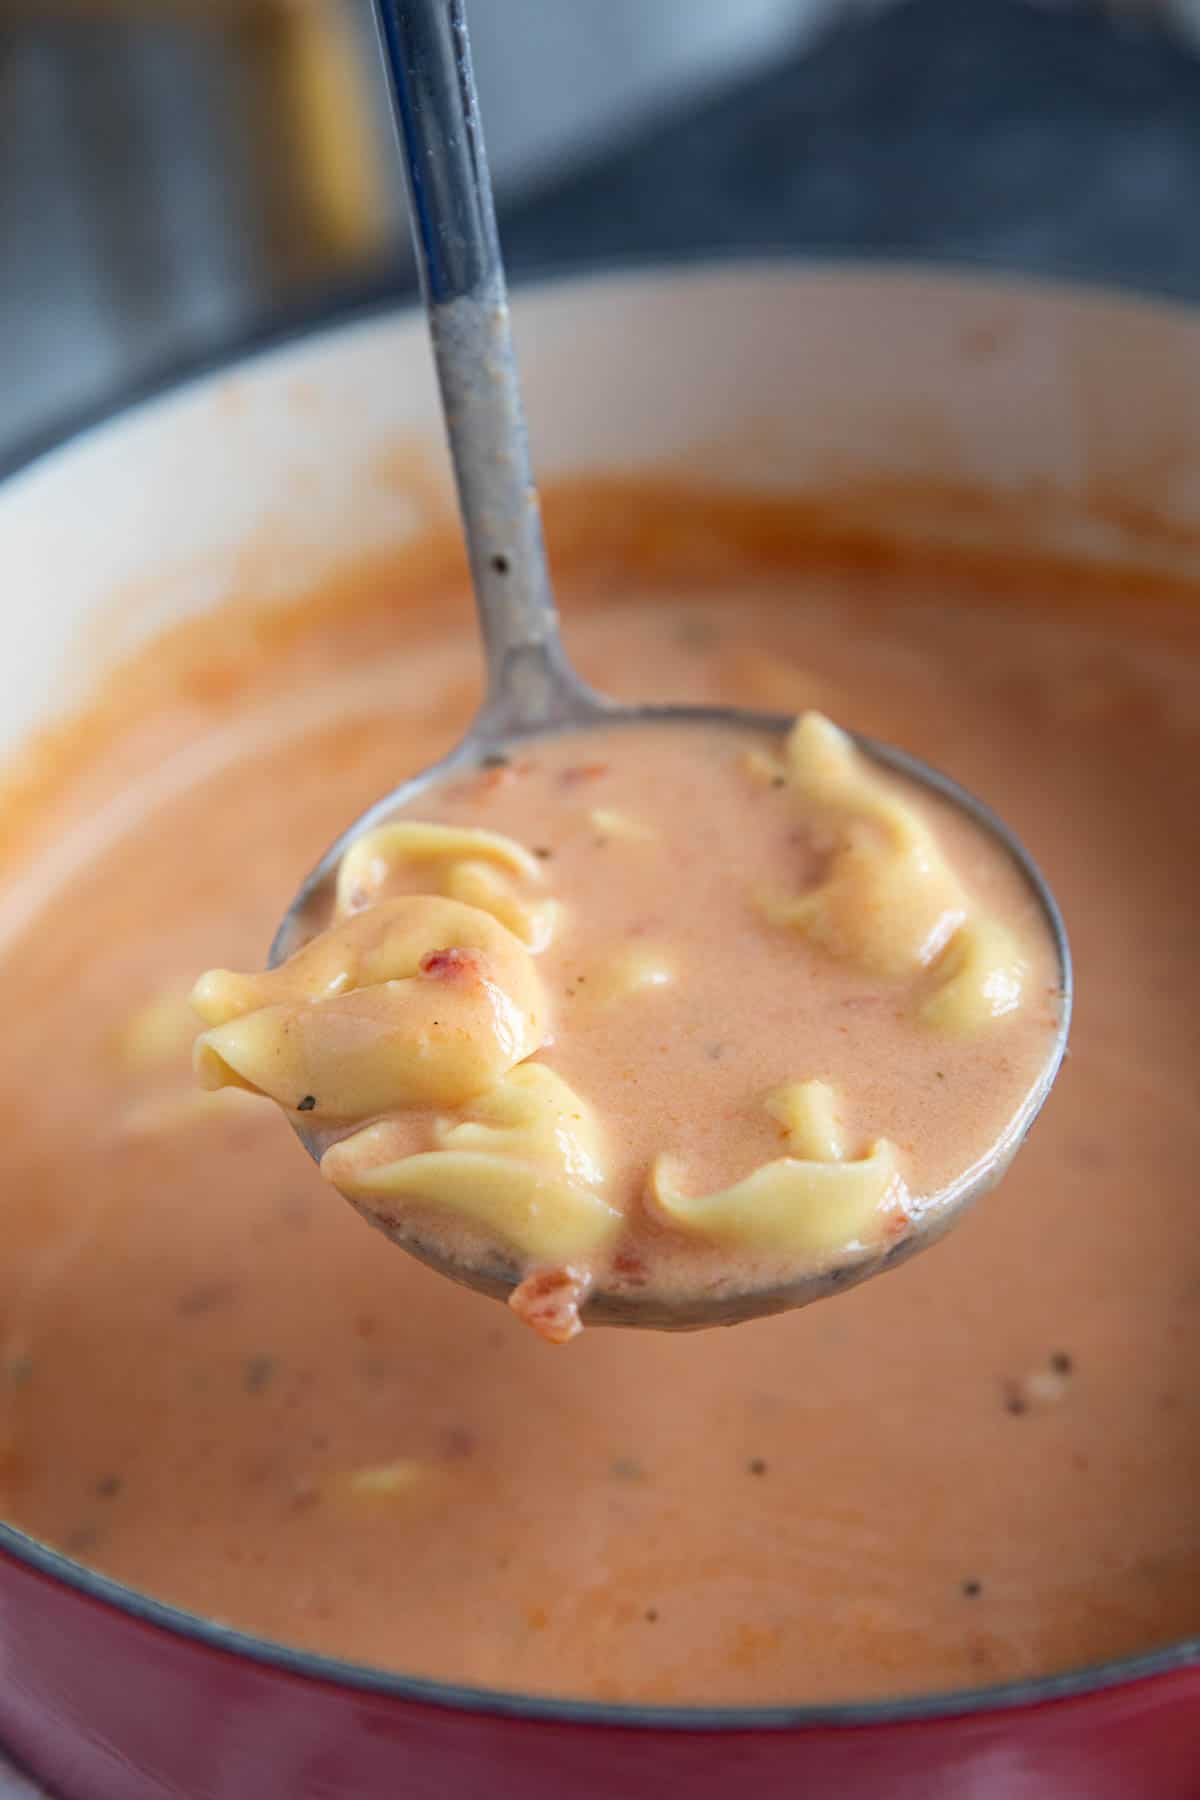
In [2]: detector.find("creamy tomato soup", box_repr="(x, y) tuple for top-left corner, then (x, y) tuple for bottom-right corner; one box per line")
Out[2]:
(0, 483), (1197, 1702)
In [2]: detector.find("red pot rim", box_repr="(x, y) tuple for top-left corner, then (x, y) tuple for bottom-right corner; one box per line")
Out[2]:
(4, 1517), (1199, 1729)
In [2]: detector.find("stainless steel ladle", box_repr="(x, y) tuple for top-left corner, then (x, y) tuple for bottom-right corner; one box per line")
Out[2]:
(271, 0), (1072, 1329)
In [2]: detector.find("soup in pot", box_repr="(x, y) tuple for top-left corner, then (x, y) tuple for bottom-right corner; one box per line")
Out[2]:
(0, 482), (1196, 1703)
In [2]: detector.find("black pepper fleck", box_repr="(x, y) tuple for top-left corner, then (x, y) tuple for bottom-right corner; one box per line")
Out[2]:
(490, 554), (510, 575)
(297, 1095), (316, 1113)
(1050, 1351), (1073, 1375)
(533, 846), (553, 860)
(244, 1354), (276, 1394)
(481, 752), (510, 769)
(95, 1475), (123, 1500)
(1004, 1385), (1028, 1416)
(748, 1457), (768, 1476)
(644, 1607), (659, 1622)
(177, 1280), (236, 1317)
(962, 1579), (982, 1598)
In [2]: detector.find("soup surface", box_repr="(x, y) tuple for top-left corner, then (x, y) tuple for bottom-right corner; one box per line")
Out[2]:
(0, 483), (1197, 1703)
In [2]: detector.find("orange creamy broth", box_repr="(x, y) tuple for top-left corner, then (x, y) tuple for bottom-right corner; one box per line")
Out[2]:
(1, 484), (1199, 1702)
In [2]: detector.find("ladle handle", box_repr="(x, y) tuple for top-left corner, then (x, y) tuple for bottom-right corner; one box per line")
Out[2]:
(373, 0), (596, 735)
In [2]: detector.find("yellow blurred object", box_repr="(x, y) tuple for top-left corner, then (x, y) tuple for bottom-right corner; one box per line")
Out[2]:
(246, 0), (390, 265)
(17, 0), (392, 274)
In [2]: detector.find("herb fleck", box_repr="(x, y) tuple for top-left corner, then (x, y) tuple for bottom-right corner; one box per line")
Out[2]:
(5, 1354), (32, 1389)
(177, 1280), (236, 1317)
(244, 1354), (276, 1394)
(771, 775), (786, 789)
(610, 1455), (645, 1482)
(748, 1457), (768, 1477)
(297, 1095), (317, 1113)
(962, 1579), (982, 1598)
(65, 1526), (99, 1555)
(481, 752), (510, 770)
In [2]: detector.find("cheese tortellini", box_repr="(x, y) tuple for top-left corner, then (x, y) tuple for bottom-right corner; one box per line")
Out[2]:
(324, 1063), (620, 1266)
(760, 714), (1028, 1032)
(192, 894), (547, 1117)
(649, 1081), (907, 1258)
(918, 915), (1027, 1033)
(335, 821), (560, 950)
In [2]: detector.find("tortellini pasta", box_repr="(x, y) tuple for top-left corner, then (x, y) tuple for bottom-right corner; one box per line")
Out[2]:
(919, 916), (1027, 1033)
(323, 1063), (620, 1266)
(335, 821), (559, 950)
(761, 713), (967, 976)
(648, 1080), (907, 1257)
(340, 1460), (433, 1503)
(192, 895), (546, 1117)
(588, 808), (658, 843)
(761, 714), (1028, 1032)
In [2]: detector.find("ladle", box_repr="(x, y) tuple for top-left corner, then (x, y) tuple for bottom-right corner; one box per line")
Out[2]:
(271, 0), (1072, 1329)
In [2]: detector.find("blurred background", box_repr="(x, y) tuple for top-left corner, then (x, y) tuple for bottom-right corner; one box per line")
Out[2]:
(4, 0), (1200, 463)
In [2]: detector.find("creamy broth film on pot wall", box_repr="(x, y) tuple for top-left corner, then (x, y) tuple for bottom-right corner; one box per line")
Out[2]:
(192, 707), (1063, 1343)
